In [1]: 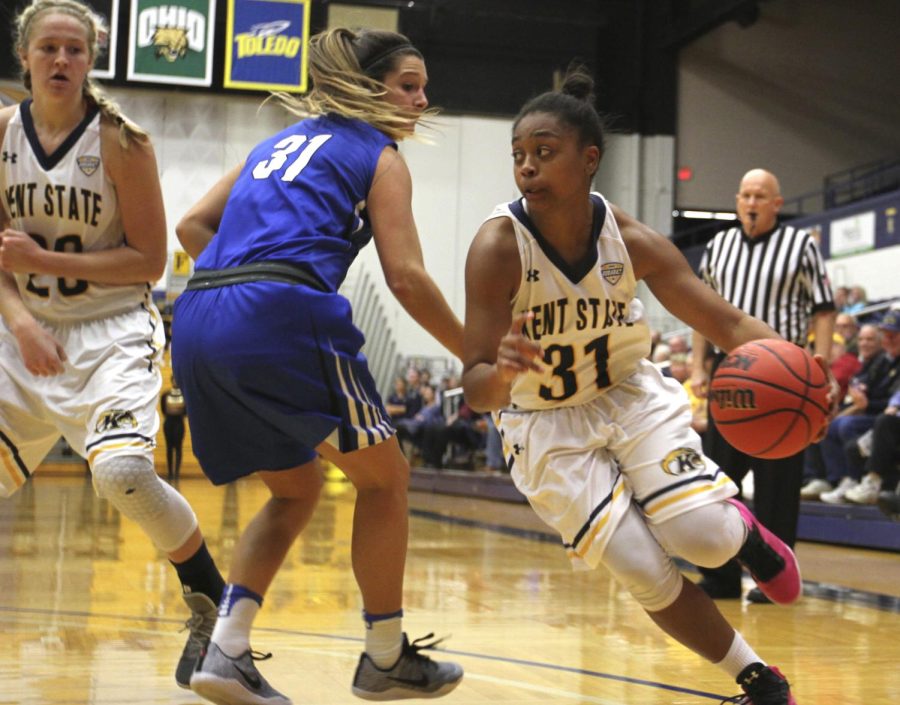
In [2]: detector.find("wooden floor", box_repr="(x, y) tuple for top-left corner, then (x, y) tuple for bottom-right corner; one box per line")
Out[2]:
(1, 470), (898, 705)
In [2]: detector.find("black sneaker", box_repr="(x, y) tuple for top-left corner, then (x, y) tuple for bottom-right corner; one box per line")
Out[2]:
(351, 633), (463, 700)
(721, 663), (796, 704)
(176, 593), (217, 688)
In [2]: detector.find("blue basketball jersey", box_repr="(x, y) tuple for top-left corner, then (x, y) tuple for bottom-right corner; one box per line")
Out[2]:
(174, 114), (399, 482)
(195, 114), (395, 292)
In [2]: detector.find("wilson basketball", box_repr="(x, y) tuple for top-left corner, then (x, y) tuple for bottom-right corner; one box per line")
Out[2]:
(709, 339), (829, 459)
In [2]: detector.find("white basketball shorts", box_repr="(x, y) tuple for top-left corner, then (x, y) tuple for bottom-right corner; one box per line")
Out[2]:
(496, 358), (738, 570)
(0, 303), (164, 497)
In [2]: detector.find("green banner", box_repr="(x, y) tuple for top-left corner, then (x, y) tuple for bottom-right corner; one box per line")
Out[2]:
(127, 0), (216, 86)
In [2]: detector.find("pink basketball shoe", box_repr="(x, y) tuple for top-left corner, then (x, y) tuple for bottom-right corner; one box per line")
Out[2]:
(728, 499), (802, 605)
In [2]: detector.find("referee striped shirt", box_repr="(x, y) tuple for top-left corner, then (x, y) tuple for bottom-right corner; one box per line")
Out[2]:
(698, 223), (834, 347)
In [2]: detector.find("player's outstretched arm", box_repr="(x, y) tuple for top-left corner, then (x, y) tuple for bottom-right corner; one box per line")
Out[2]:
(368, 147), (463, 359)
(615, 205), (779, 352)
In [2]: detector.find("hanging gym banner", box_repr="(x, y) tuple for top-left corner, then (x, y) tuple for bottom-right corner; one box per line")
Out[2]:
(223, 0), (311, 92)
(127, 0), (216, 86)
(86, 0), (119, 79)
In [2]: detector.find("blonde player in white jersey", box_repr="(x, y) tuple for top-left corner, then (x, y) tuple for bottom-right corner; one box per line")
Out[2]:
(0, 0), (225, 691)
(463, 67), (837, 705)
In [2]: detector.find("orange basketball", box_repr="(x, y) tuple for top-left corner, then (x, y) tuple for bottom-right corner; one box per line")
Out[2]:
(709, 339), (829, 459)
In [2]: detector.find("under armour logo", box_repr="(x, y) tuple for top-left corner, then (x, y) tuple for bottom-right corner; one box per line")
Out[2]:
(1, 151), (16, 163)
(526, 269), (540, 282)
(513, 443), (524, 454)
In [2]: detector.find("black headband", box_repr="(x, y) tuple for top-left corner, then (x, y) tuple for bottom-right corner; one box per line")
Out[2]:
(361, 43), (414, 71)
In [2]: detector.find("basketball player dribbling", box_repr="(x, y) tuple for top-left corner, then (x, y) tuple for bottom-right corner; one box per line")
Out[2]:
(462, 66), (838, 705)
(0, 0), (225, 690)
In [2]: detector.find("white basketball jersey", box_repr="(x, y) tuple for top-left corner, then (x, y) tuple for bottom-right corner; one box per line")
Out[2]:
(0, 101), (149, 322)
(489, 193), (651, 409)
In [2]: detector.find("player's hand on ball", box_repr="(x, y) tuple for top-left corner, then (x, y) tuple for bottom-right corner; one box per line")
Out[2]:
(496, 311), (545, 384)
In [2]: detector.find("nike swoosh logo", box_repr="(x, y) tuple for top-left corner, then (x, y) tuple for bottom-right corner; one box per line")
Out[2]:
(387, 675), (430, 688)
(234, 663), (262, 690)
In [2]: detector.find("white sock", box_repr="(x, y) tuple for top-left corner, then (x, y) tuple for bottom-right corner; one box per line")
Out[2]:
(212, 586), (261, 658)
(364, 610), (403, 668)
(715, 631), (765, 680)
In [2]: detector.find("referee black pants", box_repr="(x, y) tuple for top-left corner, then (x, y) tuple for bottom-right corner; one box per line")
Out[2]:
(697, 356), (805, 591)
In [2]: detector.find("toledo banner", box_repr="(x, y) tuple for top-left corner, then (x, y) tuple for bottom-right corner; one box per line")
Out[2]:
(127, 0), (216, 86)
(224, 0), (311, 92)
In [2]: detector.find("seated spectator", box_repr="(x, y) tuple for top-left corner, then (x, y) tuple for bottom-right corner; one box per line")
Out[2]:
(844, 285), (868, 315)
(843, 388), (900, 505)
(394, 384), (442, 461)
(403, 367), (424, 417)
(820, 312), (900, 504)
(833, 285), (850, 313)
(668, 352), (690, 384)
(667, 334), (689, 357)
(801, 324), (882, 500)
(827, 333), (862, 400)
(437, 372), (461, 403)
(385, 376), (411, 421)
(835, 313), (860, 355)
(419, 400), (487, 469)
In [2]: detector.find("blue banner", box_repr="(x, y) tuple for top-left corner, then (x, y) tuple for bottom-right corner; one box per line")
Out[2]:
(791, 190), (900, 260)
(225, 0), (310, 92)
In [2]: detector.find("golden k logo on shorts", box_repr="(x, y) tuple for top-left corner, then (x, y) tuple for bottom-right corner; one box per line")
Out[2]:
(661, 447), (706, 475)
(95, 409), (139, 433)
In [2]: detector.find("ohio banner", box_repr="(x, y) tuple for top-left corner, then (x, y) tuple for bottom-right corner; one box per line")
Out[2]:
(224, 0), (311, 92)
(127, 0), (216, 86)
(86, 0), (119, 79)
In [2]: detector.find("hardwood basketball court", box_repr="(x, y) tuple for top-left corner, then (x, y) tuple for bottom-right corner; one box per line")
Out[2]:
(1, 465), (897, 705)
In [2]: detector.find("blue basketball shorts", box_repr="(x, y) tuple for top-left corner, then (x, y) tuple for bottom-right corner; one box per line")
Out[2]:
(172, 281), (393, 484)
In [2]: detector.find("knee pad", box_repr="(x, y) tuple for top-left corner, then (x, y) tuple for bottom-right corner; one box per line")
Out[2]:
(92, 455), (198, 553)
(602, 508), (684, 612)
(651, 502), (744, 569)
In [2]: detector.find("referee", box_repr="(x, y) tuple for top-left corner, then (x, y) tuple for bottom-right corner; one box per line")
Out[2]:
(690, 168), (836, 603)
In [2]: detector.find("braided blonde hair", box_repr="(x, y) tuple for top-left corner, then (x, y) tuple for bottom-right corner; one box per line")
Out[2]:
(268, 27), (437, 141)
(15, 0), (147, 147)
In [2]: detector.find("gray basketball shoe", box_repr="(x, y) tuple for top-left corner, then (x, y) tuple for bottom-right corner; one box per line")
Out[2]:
(352, 633), (463, 701)
(190, 641), (292, 705)
(176, 593), (218, 688)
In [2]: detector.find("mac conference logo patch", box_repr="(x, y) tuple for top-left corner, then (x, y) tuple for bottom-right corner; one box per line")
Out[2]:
(77, 155), (100, 176)
(601, 262), (624, 285)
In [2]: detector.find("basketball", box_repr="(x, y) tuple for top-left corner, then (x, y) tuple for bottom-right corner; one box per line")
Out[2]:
(709, 339), (829, 459)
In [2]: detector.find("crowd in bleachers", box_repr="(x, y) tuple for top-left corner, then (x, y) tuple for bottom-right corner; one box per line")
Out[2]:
(798, 300), (900, 514)
(385, 364), (505, 473)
